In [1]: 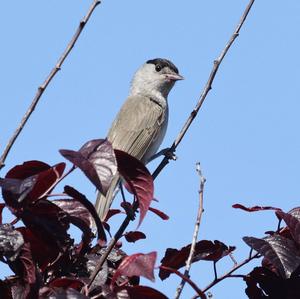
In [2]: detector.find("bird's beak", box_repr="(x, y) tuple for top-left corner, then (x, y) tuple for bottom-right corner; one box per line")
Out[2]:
(166, 73), (184, 81)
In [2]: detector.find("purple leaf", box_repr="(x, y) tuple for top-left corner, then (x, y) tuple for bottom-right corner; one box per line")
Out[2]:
(60, 139), (117, 195)
(288, 207), (300, 220)
(244, 266), (300, 298)
(1, 161), (65, 208)
(20, 199), (72, 256)
(124, 285), (168, 299)
(115, 150), (154, 227)
(276, 210), (300, 245)
(0, 176), (37, 207)
(48, 277), (84, 290)
(53, 198), (93, 229)
(18, 242), (36, 286)
(124, 231), (146, 243)
(111, 252), (157, 286)
(160, 240), (235, 280)
(243, 235), (300, 278)
(149, 207), (169, 220)
(18, 227), (58, 271)
(64, 186), (106, 244)
(232, 204), (281, 212)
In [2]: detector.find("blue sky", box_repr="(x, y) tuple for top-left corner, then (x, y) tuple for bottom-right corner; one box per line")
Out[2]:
(1, 1), (300, 298)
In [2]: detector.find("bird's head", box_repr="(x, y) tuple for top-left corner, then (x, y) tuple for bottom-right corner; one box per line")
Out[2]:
(130, 58), (183, 99)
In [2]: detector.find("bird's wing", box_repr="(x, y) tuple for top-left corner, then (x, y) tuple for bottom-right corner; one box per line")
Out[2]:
(107, 95), (167, 162)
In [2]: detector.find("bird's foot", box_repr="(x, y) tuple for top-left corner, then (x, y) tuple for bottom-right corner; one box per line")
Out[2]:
(148, 147), (177, 162)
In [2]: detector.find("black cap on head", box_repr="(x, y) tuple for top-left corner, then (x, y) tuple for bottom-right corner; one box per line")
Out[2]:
(146, 58), (179, 74)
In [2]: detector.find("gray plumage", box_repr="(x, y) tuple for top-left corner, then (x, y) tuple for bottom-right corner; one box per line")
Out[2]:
(95, 58), (183, 220)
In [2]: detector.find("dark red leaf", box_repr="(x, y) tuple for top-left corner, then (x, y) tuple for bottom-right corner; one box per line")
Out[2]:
(0, 280), (12, 299)
(115, 150), (154, 227)
(10, 279), (29, 299)
(2, 161), (49, 207)
(232, 204), (281, 212)
(17, 242), (36, 285)
(60, 139), (117, 195)
(53, 198), (93, 229)
(1, 161), (65, 208)
(29, 162), (65, 200)
(17, 227), (57, 270)
(48, 277), (84, 290)
(5, 160), (50, 179)
(64, 186), (106, 244)
(278, 227), (294, 240)
(20, 199), (72, 257)
(0, 176), (37, 208)
(124, 285), (168, 299)
(159, 240), (235, 280)
(0, 224), (24, 261)
(243, 235), (300, 278)
(149, 207), (169, 220)
(124, 231), (146, 243)
(288, 207), (300, 220)
(0, 203), (5, 224)
(53, 198), (95, 254)
(111, 252), (157, 286)
(244, 267), (283, 299)
(276, 210), (300, 245)
(244, 266), (300, 298)
(70, 215), (94, 255)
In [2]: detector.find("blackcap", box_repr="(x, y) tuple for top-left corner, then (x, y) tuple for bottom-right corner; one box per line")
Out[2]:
(95, 58), (183, 220)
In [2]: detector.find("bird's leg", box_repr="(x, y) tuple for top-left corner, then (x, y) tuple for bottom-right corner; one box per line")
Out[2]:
(148, 147), (177, 163)
(118, 181), (136, 220)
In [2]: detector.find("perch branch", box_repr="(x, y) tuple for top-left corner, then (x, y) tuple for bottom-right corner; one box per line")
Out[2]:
(174, 163), (206, 299)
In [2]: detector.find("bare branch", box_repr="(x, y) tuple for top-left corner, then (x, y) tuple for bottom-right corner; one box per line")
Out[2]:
(174, 163), (206, 299)
(152, 0), (256, 179)
(0, 0), (101, 170)
(160, 266), (207, 299)
(191, 252), (260, 299)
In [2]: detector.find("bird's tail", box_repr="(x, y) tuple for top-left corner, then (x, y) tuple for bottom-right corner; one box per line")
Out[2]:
(95, 175), (120, 221)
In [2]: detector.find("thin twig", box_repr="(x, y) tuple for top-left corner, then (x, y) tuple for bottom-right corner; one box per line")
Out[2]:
(174, 163), (206, 299)
(39, 165), (76, 199)
(213, 262), (218, 281)
(227, 274), (246, 279)
(191, 252), (260, 299)
(0, 0), (101, 170)
(229, 252), (238, 266)
(160, 266), (207, 299)
(152, 0), (256, 179)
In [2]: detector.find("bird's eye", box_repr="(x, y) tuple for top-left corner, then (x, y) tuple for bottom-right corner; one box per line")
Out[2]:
(155, 64), (162, 72)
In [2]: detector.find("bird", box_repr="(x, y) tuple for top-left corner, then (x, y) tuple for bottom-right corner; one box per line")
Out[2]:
(95, 58), (183, 221)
